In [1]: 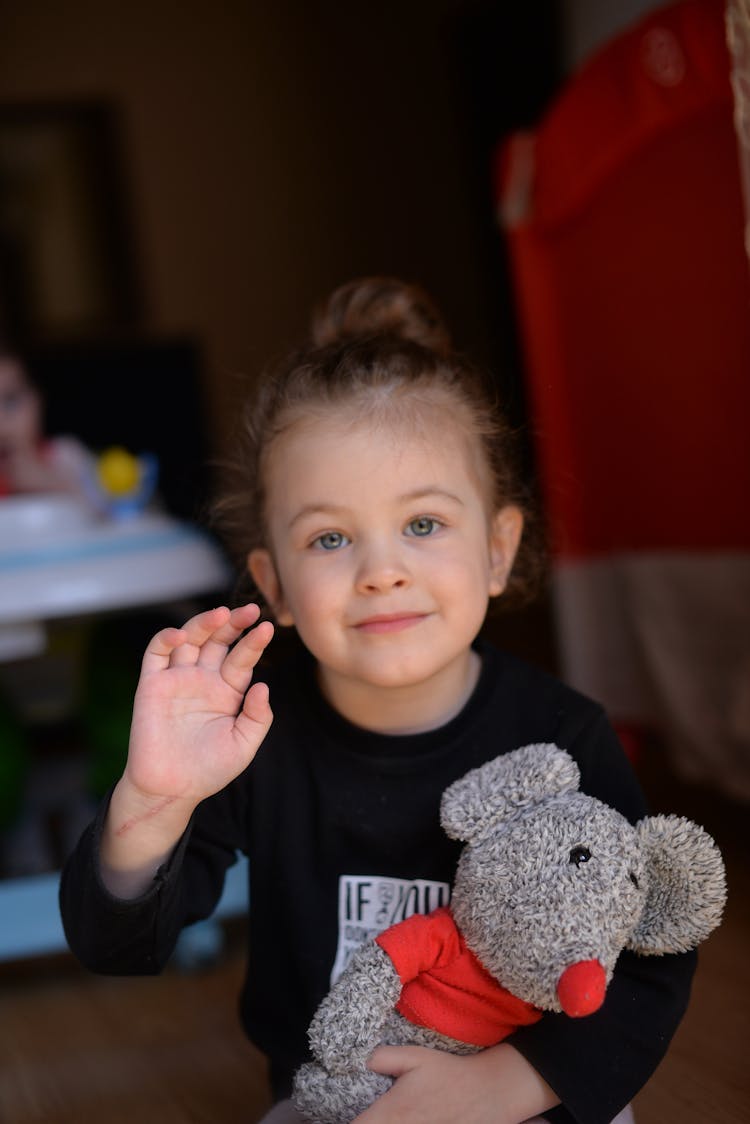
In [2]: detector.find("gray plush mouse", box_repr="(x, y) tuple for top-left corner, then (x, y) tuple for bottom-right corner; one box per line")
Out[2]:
(292, 743), (726, 1124)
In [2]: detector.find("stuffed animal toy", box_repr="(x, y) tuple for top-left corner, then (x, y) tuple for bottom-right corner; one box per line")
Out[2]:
(292, 743), (726, 1124)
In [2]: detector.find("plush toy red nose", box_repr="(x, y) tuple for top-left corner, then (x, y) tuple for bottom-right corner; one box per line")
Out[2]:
(557, 960), (607, 1017)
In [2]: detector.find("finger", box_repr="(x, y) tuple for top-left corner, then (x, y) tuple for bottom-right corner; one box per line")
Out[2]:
(195, 603), (262, 669)
(169, 642), (202, 667)
(141, 611), (231, 669)
(220, 619), (274, 694)
(367, 1045), (426, 1077)
(141, 627), (188, 674)
(167, 605), (234, 668)
(171, 606), (266, 672)
(234, 681), (273, 748)
(178, 605), (233, 646)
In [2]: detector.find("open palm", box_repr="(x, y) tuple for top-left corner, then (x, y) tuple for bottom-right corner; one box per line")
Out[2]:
(124, 603), (274, 806)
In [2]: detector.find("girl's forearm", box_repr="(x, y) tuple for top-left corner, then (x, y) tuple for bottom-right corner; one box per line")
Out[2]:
(98, 777), (197, 899)
(478, 1043), (560, 1123)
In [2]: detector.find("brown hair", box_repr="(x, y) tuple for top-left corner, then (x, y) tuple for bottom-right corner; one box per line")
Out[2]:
(215, 276), (546, 608)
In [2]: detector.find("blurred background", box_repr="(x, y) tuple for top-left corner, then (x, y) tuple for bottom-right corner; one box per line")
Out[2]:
(0, 1), (561, 461)
(0, 1), (748, 1121)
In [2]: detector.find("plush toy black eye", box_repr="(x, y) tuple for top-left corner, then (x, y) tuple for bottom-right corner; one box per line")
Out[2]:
(630, 872), (640, 888)
(569, 846), (592, 866)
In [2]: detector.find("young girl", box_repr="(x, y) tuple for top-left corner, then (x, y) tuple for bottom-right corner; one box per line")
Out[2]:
(60, 278), (695, 1124)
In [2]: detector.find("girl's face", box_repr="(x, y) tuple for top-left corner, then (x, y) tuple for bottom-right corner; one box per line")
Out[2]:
(249, 410), (522, 730)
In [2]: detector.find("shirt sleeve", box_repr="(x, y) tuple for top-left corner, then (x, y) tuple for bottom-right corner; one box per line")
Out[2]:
(506, 706), (697, 1124)
(59, 778), (249, 974)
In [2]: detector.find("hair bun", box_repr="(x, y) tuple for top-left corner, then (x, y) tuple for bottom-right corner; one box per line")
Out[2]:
(310, 276), (452, 355)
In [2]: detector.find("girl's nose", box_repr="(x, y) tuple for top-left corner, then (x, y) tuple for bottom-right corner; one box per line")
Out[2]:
(355, 542), (411, 594)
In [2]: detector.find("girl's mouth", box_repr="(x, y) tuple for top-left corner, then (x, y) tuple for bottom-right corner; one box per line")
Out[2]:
(353, 613), (427, 635)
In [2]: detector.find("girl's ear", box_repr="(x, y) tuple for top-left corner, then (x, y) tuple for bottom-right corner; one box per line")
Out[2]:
(247, 549), (294, 626)
(488, 505), (524, 598)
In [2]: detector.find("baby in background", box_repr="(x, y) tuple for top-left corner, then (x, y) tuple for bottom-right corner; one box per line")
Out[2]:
(0, 349), (91, 498)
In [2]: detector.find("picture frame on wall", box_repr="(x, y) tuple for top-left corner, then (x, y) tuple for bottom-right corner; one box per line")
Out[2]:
(0, 100), (142, 343)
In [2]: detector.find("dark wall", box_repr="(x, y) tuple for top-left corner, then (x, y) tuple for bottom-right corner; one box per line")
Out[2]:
(0, 3), (563, 459)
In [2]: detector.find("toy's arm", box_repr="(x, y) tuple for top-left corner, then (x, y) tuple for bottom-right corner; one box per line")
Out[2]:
(308, 942), (403, 1074)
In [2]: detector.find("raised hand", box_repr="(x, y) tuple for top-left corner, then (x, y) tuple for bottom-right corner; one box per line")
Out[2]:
(125, 603), (274, 806)
(100, 604), (273, 899)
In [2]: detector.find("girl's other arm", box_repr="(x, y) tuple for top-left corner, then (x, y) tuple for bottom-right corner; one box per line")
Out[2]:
(99, 604), (273, 898)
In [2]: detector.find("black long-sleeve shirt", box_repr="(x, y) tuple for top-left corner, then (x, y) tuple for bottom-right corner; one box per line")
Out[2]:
(60, 639), (695, 1123)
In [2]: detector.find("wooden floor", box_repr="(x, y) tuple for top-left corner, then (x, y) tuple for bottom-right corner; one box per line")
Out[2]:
(0, 925), (273, 1124)
(631, 753), (750, 1124)
(1, 751), (748, 1124)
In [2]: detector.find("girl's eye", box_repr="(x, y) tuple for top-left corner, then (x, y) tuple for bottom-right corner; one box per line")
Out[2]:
(312, 531), (349, 551)
(406, 516), (440, 537)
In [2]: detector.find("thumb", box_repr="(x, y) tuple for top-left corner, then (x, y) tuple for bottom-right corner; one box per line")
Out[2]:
(233, 681), (273, 752)
(367, 1045), (430, 1077)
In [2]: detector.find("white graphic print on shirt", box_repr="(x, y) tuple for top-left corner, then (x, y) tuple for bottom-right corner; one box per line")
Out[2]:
(331, 874), (451, 984)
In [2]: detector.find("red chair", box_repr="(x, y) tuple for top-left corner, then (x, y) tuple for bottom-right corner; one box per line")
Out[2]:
(496, 0), (750, 793)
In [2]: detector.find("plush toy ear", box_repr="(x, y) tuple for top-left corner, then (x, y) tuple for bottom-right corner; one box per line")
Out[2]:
(440, 743), (580, 843)
(626, 815), (727, 955)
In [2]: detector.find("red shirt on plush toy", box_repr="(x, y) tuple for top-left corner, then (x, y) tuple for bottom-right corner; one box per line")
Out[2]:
(376, 906), (543, 1046)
